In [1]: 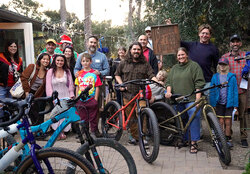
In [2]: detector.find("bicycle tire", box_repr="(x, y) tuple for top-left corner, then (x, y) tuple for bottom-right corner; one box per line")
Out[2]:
(138, 108), (159, 163)
(16, 147), (97, 174)
(150, 102), (181, 146)
(206, 112), (231, 165)
(76, 138), (137, 174)
(101, 101), (123, 141)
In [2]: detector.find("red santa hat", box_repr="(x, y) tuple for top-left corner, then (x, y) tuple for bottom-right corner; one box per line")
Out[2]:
(59, 34), (72, 44)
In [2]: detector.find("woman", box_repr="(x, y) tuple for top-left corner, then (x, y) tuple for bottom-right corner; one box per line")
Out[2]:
(112, 47), (126, 105)
(46, 54), (75, 140)
(0, 40), (23, 121)
(165, 47), (205, 153)
(21, 53), (50, 125)
(63, 46), (76, 81)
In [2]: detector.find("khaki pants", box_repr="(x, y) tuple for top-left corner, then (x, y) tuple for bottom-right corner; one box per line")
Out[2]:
(123, 98), (146, 140)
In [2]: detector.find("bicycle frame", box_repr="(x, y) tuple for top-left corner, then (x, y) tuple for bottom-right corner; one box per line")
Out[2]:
(106, 89), (149, 130)
(159, 95), (216, 137)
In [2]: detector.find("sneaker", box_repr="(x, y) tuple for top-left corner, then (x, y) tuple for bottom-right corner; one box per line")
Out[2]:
(128, 136), (138, 145)
(241, 139), (248, 148)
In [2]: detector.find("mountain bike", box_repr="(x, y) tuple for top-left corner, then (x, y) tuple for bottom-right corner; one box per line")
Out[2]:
(101, 79), (160, 163)
(150, 82), (231, 165)
(0, 93), (96, 173)
(0, 86), (136, 173)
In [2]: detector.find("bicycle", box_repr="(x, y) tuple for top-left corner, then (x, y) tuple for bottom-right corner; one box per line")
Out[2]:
(150, 82), (231, 165)
(0, 86), (137, 173)
(0, 93), (96, 173)
(101, 79), (160, 163)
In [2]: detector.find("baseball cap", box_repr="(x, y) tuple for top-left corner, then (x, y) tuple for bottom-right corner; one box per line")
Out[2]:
(230, 34), (241, 42)
(218, 58), (229, 65)
(145, 26), (151, 32)
(46, 39), (57, 45)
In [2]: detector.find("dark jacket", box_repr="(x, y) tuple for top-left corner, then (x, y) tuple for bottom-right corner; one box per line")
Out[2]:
(0, 53), (23, 87)
(148, 48), (158, 75)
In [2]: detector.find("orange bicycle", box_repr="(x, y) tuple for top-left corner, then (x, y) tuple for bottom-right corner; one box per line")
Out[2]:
(101, 79), (160, 163)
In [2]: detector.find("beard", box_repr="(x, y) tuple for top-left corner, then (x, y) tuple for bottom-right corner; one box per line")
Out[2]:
(89, 46), (96, 52)
(132, 53), (141, 61)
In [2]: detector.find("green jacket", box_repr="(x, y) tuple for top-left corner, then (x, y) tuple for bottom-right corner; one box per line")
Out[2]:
(166, 60), (205, 101)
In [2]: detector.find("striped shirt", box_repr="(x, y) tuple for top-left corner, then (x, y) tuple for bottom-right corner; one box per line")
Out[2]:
(221, 51), (246, 94)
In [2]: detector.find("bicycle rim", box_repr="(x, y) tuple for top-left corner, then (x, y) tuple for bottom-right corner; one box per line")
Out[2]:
(16, 147), (97, 174)
(207, 112), (231, 165)
(138, 108), (160, 163)
(76, 138), (137, 174)
(101, 101), (123, 141)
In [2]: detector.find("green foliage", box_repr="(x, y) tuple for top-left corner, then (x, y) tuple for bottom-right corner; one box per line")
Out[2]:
(142, 0), (250, 54)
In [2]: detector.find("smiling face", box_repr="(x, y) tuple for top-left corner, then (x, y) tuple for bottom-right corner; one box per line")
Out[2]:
(8, 43), (17, 56)
(199, 28), (211, 44)
(177, 50), (188, 64)
(87, 37), (98, 53)
(46, 42), (56, 55)
(156, 71), (165, 82)
(81, 57), (92, 70)
(130, 45), (142, 61)
(55, 56), (65, 68)
(40, 55), (50, 68)
(138, 35), (148, 49)
(118, 49), (126, 59)
(230, 39), (242, 53)
(64, 48), (73, 59)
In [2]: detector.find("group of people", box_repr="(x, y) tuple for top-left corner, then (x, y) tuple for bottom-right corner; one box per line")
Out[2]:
(0, 23), (249, 152)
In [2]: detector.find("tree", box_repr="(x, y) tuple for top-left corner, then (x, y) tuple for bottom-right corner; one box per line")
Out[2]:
(60, 0), (68, 34)
(84, 0), (92, 46)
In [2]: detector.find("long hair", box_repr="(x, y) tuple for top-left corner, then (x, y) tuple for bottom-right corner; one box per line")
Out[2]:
(63, 46), (76, 70)
(126, 41), (146, 63)
(36, 52), (50, 68)
(3, 39), (20, 63)
(51, 54), (70, 74)
(117, 46), (127, 58)
(217, 64), (229, 74)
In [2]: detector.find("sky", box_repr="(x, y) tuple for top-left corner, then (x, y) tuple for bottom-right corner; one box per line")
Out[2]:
(2, 0), (129, 26)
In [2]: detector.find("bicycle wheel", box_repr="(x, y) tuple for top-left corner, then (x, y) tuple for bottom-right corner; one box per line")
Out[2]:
(101, 101), (123, 141)
(138, 108), (159, 163)
(76, 138), (137, 174)
(16, 147), (97, 174)
(206, 112), (231, 165)
(151, 102), (181, 146)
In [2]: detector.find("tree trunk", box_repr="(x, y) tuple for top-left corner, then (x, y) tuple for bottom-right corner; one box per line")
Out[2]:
(128, 0), (135, 41)
(60, 0), (67, 34)
(136, 0), (142, 20)
(84, 0), (92, 48)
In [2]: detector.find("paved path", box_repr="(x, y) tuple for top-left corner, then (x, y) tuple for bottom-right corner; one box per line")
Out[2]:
(34, 131), (245, 174)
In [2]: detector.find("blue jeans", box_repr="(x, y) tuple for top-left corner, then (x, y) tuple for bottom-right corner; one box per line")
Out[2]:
(175, 102), (201, 141)
(0, 86), (12, 121)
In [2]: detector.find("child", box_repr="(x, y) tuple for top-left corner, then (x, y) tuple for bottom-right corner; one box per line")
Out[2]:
(210, 58), (238, 148)
(75, 53), (102, 138)
(148, 70), (167, 103)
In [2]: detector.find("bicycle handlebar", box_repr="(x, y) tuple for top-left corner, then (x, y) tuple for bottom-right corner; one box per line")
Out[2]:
(115, 79), (164, 90)
(67, 84), (92, 106)
(0, 95), (30, 127)
(174, 82), (228, 102)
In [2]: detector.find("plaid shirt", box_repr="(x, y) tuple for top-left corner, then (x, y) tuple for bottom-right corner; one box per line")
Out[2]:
(115, 59), (155, 100)
(221, 51), (246, 94)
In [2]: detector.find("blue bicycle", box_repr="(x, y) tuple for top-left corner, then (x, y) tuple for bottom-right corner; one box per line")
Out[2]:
(1, 86), (137, 173)
(0, 92), (96, 173)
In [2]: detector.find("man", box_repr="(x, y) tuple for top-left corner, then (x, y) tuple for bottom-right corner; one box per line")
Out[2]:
(74, 36), (110, 137)
(138, 35), (158, 75)
(145, 26), (153, 50)
(115, 42), (158, 144)
(181, 24), (219, 86)
(221, 34), (248, 148)
(43, 39), (57, 58)
(41, 35), (78, 59)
